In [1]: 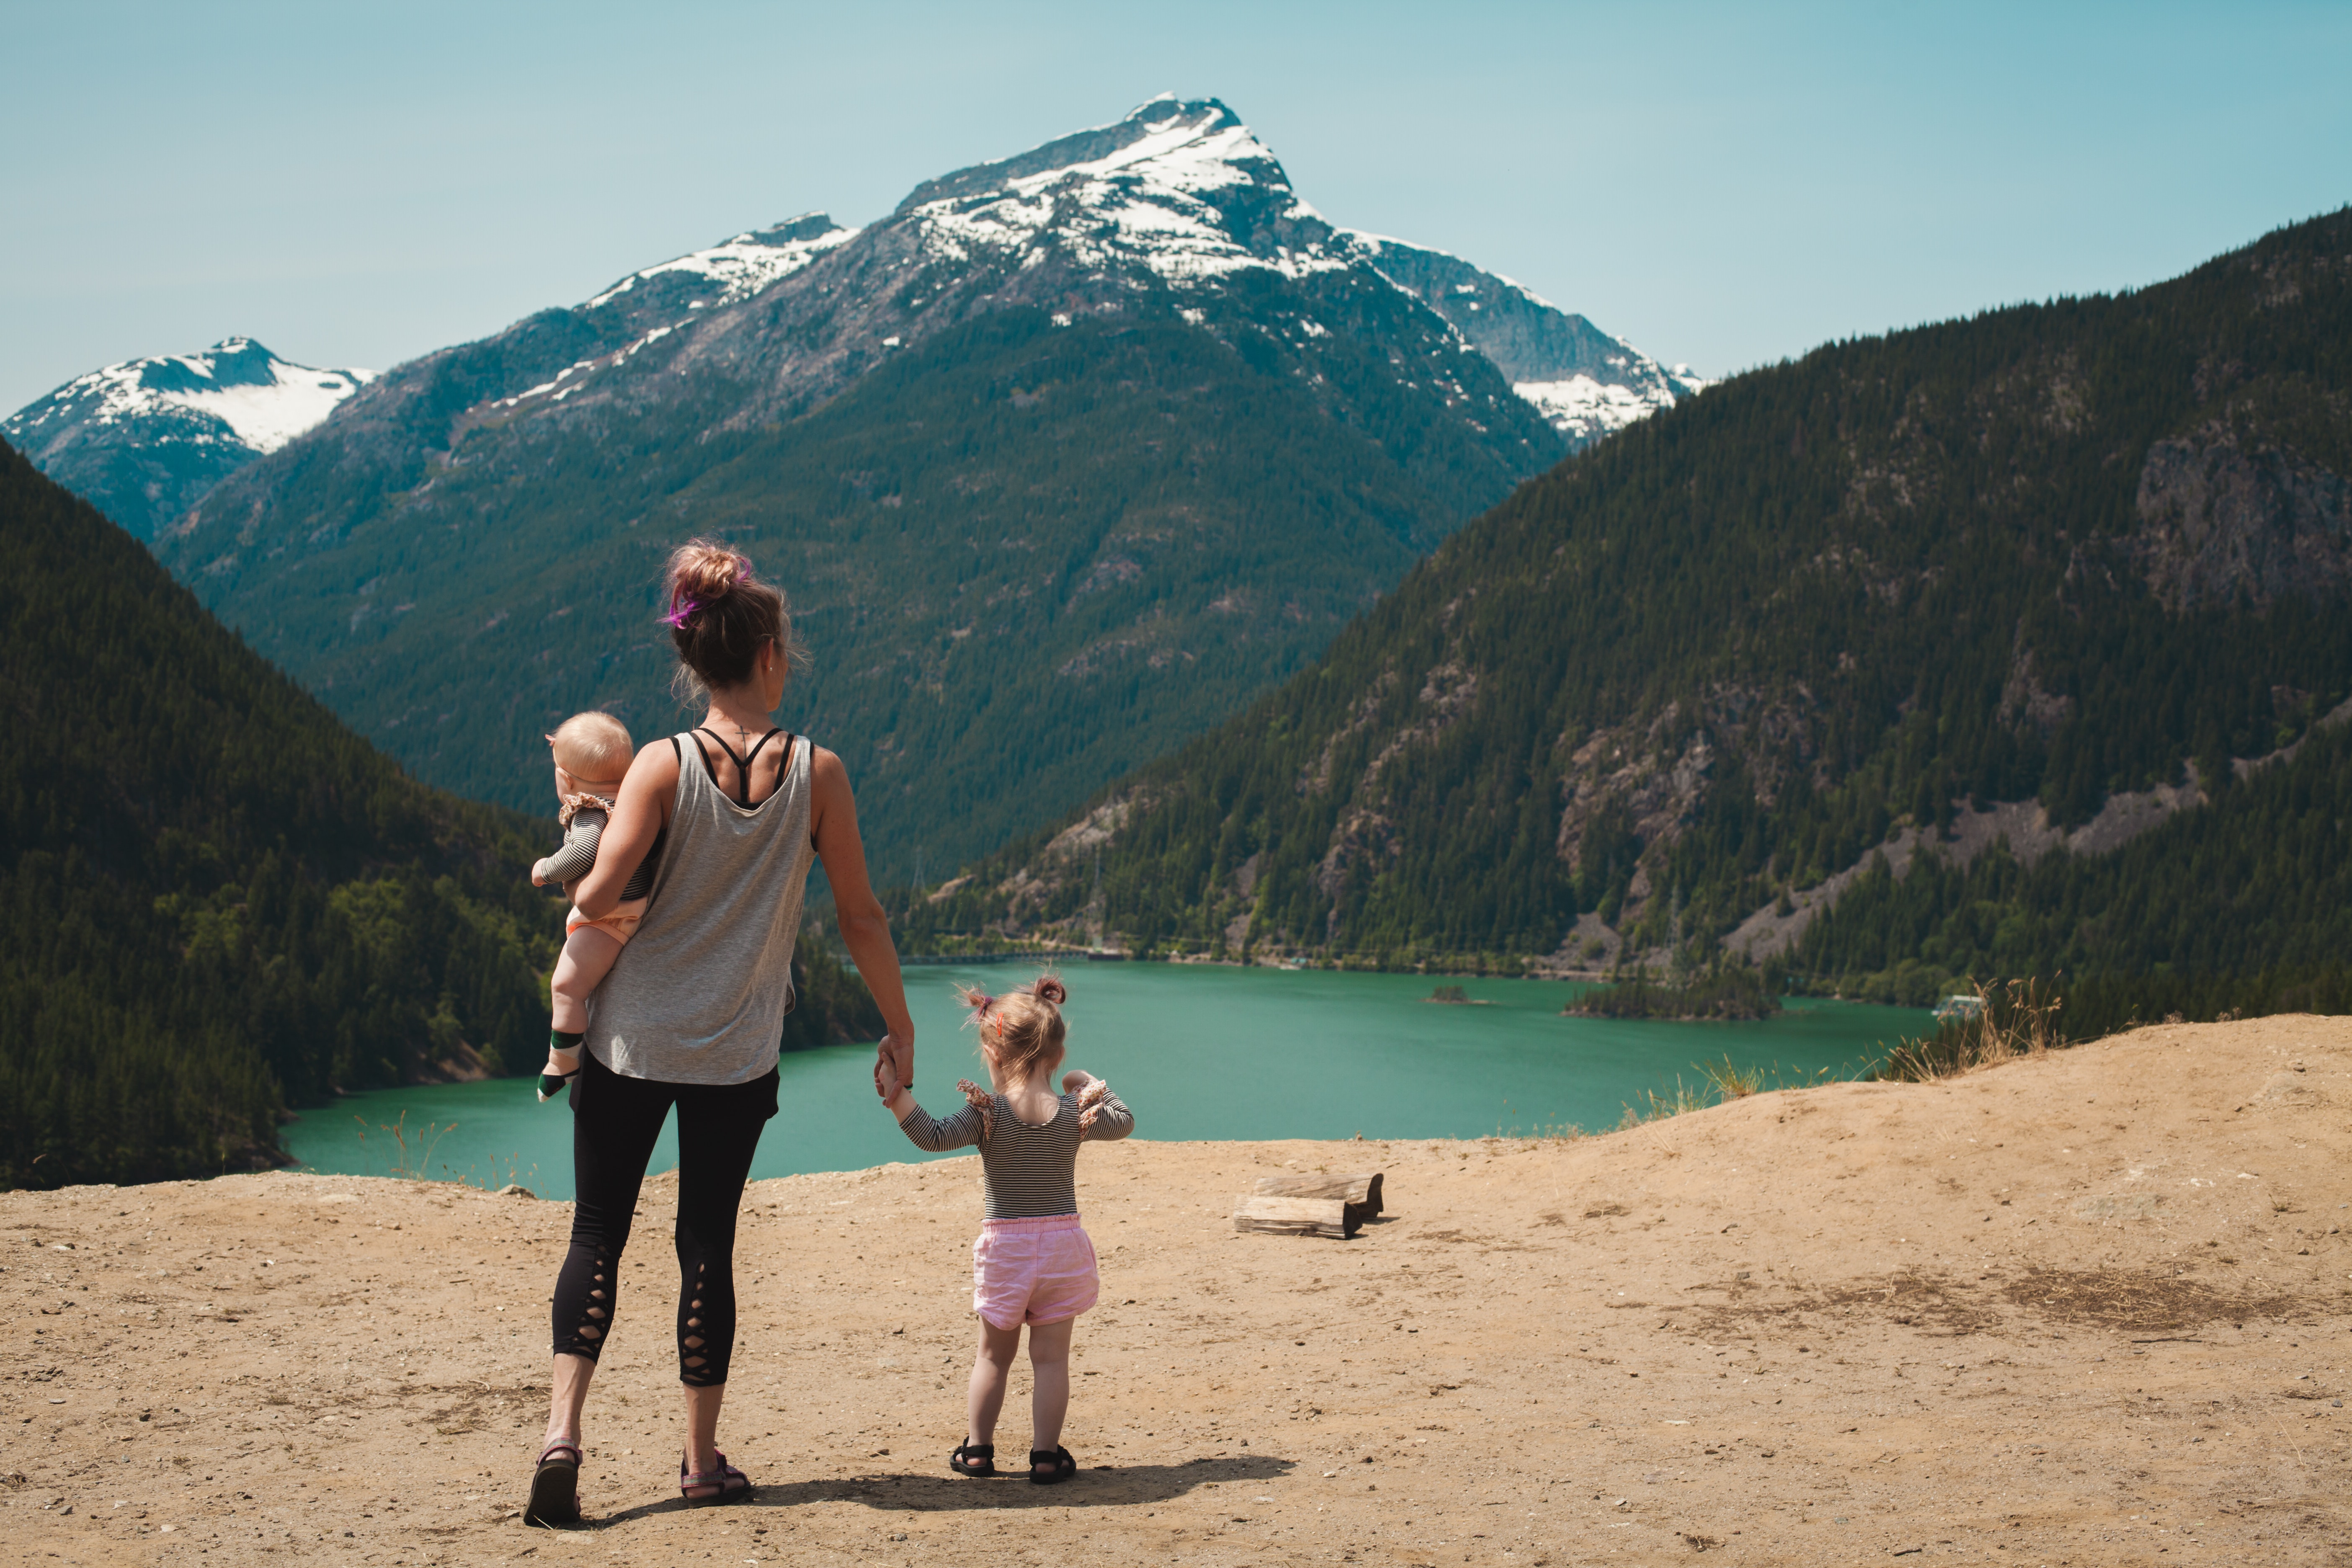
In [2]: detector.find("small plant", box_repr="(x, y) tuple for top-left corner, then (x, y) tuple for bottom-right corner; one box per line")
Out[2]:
(1695, 1055), (1764, 1099)
(352, 1109), (456, 1180)
(444, 1152), (542, 1192)
(1619, 1075), (1708, 1127)
(1875, 977), (2065, 1081)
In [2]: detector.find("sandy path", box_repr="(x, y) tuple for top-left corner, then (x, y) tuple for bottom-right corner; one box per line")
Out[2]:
(2, 1017), (2346, 1566)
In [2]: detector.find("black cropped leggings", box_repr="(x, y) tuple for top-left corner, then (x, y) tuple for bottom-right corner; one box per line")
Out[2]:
(551, 1051), (779, 1387)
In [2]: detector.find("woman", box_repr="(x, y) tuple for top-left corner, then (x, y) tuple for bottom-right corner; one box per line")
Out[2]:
(524, 539), (915, 1524)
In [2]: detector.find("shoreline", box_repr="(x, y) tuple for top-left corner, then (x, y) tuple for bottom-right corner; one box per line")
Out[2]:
(4, 1016), (2344, 1565)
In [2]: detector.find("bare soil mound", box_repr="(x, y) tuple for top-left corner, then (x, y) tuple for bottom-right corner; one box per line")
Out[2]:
(4, 1017), (2346, 1565)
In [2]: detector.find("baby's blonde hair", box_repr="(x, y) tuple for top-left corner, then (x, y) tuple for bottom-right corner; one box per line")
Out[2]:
(547, 711), (634, 788)
(959, 975), (1069, 1083)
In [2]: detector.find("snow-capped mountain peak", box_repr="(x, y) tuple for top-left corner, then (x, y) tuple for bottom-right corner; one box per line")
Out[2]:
(904, 96), (1341, 286)
(881, 96), (1702, 440)
(3, 338), (376, 538)
(10, 337), (374, 456)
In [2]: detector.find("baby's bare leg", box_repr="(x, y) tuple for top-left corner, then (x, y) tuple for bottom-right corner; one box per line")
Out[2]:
(549, 926), (625, 1036)
(967, 1319), (1022, 1449)
(1026, 1317), (1074, 1461)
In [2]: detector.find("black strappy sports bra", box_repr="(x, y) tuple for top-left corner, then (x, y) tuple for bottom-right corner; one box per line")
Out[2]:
(684, 726), (794, 811)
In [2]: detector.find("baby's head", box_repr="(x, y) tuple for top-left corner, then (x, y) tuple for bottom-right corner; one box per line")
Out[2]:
(959, 975), (1068, 1086)
(546, 711), (635, 797)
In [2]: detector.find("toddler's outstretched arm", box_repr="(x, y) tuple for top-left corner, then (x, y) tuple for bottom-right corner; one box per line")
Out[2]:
(879, 1065), (989, 1153)
(1063, 1071), (1133, 1140)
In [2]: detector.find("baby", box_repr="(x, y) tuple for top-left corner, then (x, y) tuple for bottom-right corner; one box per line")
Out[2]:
(878, 975), (1133, 1485)
(531, 712), (658, 1101)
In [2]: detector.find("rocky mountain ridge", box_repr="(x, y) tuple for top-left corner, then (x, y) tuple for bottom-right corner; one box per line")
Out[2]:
(148, 95), (1706, 875)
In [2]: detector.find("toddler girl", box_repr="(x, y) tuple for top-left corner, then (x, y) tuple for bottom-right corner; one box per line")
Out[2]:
(877, 975), (1132, 1484)
(530, 712), (659, 1101)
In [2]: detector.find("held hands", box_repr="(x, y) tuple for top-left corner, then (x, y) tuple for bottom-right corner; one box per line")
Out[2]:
(873, 1032), (912, 1102)
(874, 1054), (905, 1105)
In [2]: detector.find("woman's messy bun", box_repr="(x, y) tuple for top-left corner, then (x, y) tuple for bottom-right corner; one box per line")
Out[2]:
(660, 539), (799, 698)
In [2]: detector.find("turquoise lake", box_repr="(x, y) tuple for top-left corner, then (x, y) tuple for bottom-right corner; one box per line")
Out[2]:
(281, 963), (1932, 1199)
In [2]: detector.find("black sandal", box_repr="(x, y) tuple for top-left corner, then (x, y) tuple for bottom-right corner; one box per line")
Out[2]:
(679, 1451), (752, 1507)
(949, 1441), (997, 1477)
(524, 1442), (582, 1526)
(1028, 1445), (1077, 1485)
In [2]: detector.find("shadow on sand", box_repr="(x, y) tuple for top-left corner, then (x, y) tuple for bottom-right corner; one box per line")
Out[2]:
(584, 1453), (1298, 1527)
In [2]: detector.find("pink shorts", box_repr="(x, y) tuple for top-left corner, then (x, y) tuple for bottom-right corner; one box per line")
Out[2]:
(972, 1214), (1099, 1330)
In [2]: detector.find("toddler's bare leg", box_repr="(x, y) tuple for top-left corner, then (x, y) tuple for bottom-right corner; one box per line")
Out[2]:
(966, 1319), (1022, 1449)
(1025, 1318), (1074, 1463)
(549, 926), (625, 1036)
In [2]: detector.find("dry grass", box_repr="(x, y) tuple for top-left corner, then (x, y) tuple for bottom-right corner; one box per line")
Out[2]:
(2001, 1267), (2314, 1332)
(1695, 1055), (1764, 1099)
(1877, 976), (2067, 1081)
(1687, 1263), (2327, 1342)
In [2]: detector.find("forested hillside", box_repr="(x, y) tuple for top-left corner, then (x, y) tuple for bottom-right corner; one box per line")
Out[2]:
(152, 99), (1706, 880)
(0, 440), (561, 1186)
(904, 207), (2352, 1011)
(0, 440), (887, 1188)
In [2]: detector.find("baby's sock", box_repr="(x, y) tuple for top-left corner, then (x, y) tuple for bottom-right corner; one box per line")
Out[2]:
(539, 1030), (585, 1102)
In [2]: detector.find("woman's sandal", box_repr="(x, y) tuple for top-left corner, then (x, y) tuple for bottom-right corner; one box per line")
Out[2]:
(524, 1442), (583, 1527)
(1028, 1445), (1077, 1485)
(679, 1451), (753, 1507)
(949, 1441), (997, 1477)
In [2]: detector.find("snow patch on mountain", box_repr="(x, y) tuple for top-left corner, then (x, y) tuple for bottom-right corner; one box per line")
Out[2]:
(7, 337), (374, 456)
(585, 213), (857, 311)
(908, 98), (1346, 285)
(1513, 376), (1669, 442)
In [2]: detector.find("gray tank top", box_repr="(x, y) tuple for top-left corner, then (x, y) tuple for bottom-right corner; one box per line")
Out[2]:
(584, 731), (815, 1084)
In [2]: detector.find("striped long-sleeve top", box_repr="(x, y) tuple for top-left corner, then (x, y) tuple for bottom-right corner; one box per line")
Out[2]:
(533, 797), (657, 900)
(896, 1087), (1134, 1219)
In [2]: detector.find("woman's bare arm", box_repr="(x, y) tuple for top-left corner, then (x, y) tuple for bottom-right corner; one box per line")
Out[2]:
(809, 745), (915, 1092)
(572, 741), (678, 920)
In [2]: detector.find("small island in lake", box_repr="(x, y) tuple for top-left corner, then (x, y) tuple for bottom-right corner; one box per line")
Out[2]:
(1424, 984), (1490, 1005)
(1566, 969), (1780, 1021)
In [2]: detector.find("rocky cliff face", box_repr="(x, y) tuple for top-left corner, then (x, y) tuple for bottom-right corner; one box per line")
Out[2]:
(2133, 426), (2352, 612)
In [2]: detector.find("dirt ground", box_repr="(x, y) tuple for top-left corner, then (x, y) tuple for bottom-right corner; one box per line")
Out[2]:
(2, 1016), (2347, 1566)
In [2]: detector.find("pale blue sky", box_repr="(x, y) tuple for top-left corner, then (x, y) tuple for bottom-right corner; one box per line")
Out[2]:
(5, 0), (2347, 410)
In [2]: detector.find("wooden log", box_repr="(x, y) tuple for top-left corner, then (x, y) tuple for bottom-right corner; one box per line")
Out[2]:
(1231, 1195), (1357, 1240)
(1253, 1171), (1382, 1210)
(1253, 1171), (1384, 1232)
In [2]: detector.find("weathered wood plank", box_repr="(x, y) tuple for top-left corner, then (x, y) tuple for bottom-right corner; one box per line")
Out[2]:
(1231, 1195), (1356, 1239)
(1253, 1171), (1383, 1213)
